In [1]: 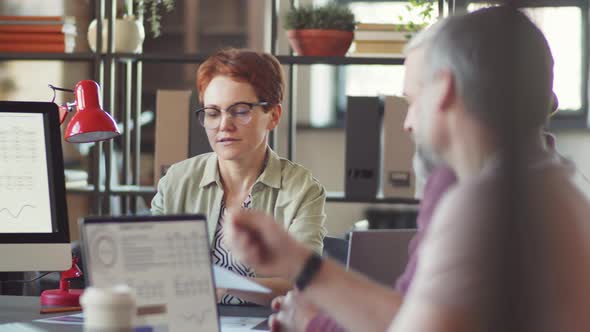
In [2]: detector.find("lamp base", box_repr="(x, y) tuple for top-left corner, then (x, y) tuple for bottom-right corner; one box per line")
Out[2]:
(40, 257), (84, 307)
(40, 288), (84, 307)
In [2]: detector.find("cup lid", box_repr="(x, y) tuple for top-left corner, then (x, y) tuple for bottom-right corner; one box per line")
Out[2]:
(80, 285), (136, 307)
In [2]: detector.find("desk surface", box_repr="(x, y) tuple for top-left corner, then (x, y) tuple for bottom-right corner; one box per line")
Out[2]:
(0, 296), (272, 331)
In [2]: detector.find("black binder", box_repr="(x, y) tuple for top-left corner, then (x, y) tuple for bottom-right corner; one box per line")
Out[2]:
(345, 96), (383, 199)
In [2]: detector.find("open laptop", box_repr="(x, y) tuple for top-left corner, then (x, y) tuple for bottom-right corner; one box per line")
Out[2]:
(80, 214), (220, 331)
(346, 229), (416, 286)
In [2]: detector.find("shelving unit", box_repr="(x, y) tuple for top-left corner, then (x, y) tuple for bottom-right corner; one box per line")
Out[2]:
(0, 53), (96, 61)
(111, 53), (405, 65)
(1, 0), (450, 216)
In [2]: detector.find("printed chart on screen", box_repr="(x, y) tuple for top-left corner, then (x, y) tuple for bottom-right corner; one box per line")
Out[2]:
(0, 112), (52, 233)
(85, 220), (219, 332)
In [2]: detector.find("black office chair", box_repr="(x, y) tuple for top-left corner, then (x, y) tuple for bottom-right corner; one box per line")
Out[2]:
(322, 236), (349, 265)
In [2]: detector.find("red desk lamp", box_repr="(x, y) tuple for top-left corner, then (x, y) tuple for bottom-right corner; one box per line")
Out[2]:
(40, 80), (120, 307)
(40, 257), (84, 307)
(51, 79), (120, 143)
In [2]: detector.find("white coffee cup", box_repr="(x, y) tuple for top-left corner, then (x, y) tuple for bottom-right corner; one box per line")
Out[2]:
(80, 285), (136, 332)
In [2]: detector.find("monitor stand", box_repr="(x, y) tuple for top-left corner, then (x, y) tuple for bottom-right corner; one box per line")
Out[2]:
(0, 244), (70, 272)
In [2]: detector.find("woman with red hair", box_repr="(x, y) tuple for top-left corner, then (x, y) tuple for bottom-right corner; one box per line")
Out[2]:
(151, 48), (327, 306)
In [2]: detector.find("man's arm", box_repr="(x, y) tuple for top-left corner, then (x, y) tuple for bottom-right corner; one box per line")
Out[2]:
(301, 257), (403, 332)
(388, 299), (472, 332)
(226, 210), (402, 331)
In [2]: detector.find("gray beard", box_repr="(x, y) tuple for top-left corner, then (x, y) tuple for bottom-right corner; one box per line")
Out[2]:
(414, 144), (441, 177)
(412, 144), (445, 198)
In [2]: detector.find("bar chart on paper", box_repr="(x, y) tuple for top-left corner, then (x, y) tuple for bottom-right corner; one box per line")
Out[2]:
(0, 113), (52, 233)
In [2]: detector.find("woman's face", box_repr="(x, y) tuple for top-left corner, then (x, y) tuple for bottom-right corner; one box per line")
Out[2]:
(202, 76), (281, 161)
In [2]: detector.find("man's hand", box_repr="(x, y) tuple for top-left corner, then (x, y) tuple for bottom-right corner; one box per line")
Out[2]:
(225, 209), (312, 280)
(269, 290), (320, 332)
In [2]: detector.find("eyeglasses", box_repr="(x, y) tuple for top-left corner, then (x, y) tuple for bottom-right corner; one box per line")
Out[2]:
(195, 101), (269, 129)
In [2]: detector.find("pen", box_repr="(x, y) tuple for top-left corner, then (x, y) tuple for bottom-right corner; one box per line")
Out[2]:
(40, 306), (82, 314)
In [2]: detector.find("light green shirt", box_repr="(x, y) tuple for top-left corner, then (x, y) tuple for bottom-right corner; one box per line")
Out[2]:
(151, 149), (327, 253)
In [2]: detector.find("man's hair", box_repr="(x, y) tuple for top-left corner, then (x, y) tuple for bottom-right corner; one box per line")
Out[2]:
(403, 20), (446, 55)
(423, 6), (554, 133)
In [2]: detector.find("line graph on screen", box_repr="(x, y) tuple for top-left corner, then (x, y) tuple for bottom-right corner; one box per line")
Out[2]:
(0, 204), (36, 219)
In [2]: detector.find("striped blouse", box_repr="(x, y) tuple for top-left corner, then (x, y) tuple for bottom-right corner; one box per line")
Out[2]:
(211, 194), (255, 305)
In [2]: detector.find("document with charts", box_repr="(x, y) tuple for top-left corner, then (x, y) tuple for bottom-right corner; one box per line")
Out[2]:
(83, 218), (220, 332)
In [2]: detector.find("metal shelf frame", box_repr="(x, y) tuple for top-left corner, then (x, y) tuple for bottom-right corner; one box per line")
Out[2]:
(112, 53), (406, 65)
(0, 53), (96, 61)
(1, 0), (458, 214)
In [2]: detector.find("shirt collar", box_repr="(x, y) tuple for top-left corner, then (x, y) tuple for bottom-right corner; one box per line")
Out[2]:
(198, 148), (282, 189)
(199, 153), (221, 188)
(257, 148), (282, 189)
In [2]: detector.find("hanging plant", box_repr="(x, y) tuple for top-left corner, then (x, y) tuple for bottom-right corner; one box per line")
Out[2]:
(133, 0), (175, 38)
(398, 0), (436, 34)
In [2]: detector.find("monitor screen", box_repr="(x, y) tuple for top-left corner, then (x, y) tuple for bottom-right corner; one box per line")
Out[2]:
(0, 112), (53, 233)
(0, 101), (70, 272)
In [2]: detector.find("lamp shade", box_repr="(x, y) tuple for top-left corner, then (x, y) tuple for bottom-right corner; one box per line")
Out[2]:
(65, 80), (120, 143)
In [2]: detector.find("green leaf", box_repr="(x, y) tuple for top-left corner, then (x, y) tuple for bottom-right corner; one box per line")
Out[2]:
(283, 2), (355, 31)
(134, 0), (176, 38)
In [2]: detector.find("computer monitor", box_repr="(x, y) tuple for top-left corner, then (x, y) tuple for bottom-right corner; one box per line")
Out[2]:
(0, 101), (70, 272)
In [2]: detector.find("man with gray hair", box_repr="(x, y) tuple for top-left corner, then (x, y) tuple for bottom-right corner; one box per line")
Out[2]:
(258, 20), (457, 332)
(226, 6), (590, 332)
(390, 6), (590, 331)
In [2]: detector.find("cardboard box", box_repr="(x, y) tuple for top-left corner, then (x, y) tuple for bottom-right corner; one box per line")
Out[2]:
(381, 96), (415, 198)
(154, 90), (192, 185)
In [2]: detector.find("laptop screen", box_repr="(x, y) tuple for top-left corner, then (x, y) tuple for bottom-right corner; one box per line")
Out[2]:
(81, 215), (219, 332)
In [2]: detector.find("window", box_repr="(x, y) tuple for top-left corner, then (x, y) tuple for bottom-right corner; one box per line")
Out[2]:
(467, 0), (588, 116)
(345, 1), (438, 98)
(322, 1), (439, 128)
(304, 1), (428, 128)
(467, 0), (589, 127)
(308, 0), (588, 128)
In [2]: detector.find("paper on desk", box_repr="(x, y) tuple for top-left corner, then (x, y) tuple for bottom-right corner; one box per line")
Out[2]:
(35, 313), (83, 325)
(35, 314), (168, 331)
(0, 323), (48, 332)
(213, 266), (271, 293)
(221, 316), (268, 331)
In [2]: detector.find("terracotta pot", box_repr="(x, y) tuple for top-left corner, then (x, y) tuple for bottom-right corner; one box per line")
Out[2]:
(287, 29), (354, 56)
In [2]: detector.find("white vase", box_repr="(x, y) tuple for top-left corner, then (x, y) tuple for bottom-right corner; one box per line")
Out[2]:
(87, 16), (145, 53)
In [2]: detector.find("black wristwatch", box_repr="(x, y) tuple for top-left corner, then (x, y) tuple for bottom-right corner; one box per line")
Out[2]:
(294, 253), (323, 291)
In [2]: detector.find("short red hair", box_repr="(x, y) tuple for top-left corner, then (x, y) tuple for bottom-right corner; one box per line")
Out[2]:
(197, 48), (285, 108)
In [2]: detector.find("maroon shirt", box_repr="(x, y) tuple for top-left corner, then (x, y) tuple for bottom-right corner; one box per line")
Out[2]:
(306, 167), (457, 332)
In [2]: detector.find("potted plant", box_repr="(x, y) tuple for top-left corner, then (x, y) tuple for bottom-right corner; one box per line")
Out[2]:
(87, 0), (174, 53)
(133, 0), (175, 38)
(284, 3), (356, 57)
